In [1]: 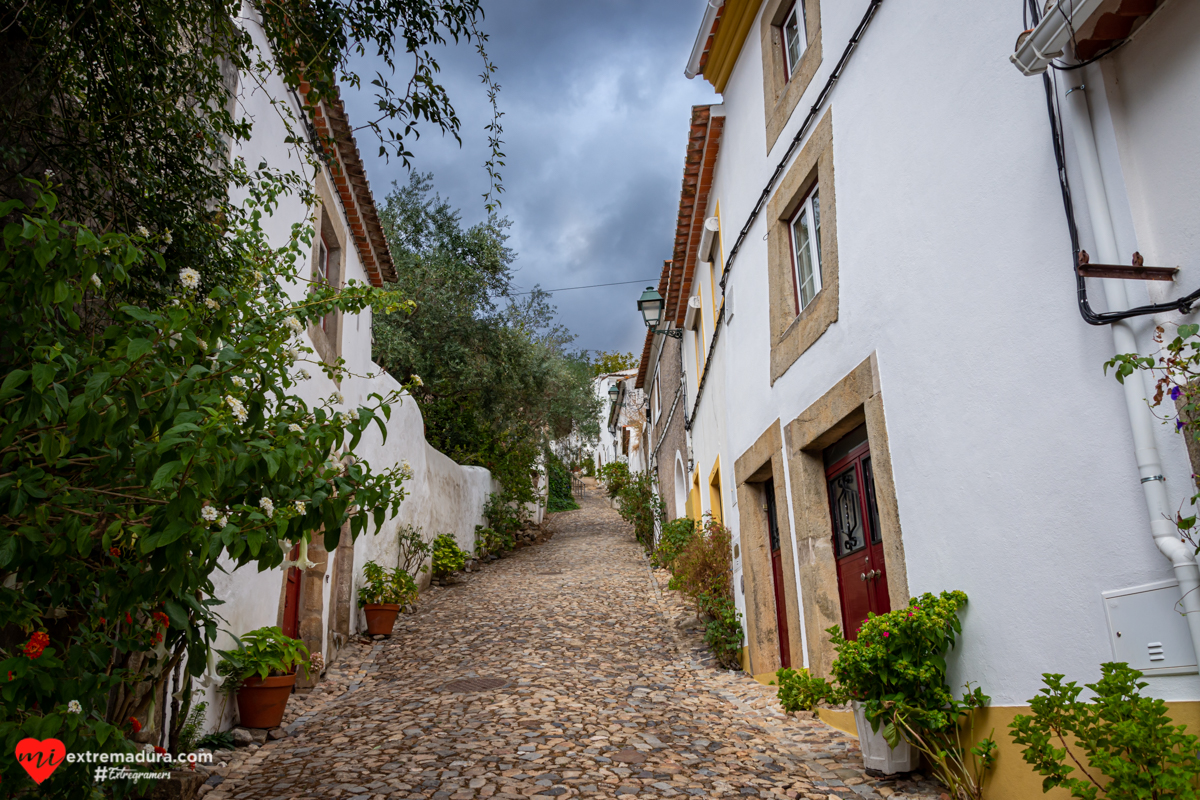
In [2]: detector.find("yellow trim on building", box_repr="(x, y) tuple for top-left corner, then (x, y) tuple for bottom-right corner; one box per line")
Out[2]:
(704, 0), (765, 93)
(708, 456), (724, 523)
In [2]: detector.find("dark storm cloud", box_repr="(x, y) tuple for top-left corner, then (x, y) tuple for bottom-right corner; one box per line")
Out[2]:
(341, 0), (717, 355)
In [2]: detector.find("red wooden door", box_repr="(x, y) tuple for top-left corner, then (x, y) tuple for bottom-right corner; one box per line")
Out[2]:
(765, 478), (791, 669)
(282, 544), (302, 639)
(826, 442), (889, 639)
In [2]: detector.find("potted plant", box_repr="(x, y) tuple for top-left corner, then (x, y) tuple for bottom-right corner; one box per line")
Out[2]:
(827, 591), (996, 797)
(358, 560), (417, 635)
(216, 626), (310, 729)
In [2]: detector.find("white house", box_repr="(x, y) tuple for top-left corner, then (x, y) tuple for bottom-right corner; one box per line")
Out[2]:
(657, 0), (1200, 793)
(594, 369), (647, 475)
(188, 5), (499, 736)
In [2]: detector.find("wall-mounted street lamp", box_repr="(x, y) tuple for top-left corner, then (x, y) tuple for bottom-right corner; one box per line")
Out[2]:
(608, 383), (620, 403)
(638, 287), (682, 339)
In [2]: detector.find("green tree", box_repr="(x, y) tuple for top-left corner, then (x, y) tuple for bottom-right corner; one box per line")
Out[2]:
(373, 173), (601, 502)
(592, 350), (640, 377)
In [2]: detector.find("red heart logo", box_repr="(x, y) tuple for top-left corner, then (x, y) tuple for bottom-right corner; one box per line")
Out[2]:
(15, 738), (65, 784)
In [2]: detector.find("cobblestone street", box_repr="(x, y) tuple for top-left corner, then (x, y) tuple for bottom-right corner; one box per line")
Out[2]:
(202, 489), (943, 800)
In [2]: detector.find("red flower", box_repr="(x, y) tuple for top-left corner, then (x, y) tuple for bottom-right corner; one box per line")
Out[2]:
(153, 746), (167, 756)
(7, 672), (12, 681)
(22, 632), (50, 659)
(153, 631), (163, 644)
(152, 611), (169, 628)
(125, 612), (132, 625)
(110, 546), (121, 558)
(129, 717), (141, 734)
(99, 617), (106, 626)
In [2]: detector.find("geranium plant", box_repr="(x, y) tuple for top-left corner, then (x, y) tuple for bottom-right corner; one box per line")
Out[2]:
(828, 591), (996, 800)
(215, 627), (311, 691)
(357, 560), (418, 608)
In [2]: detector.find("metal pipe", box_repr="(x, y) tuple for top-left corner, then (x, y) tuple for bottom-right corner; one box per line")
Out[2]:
(1064, 77), (1200, 661)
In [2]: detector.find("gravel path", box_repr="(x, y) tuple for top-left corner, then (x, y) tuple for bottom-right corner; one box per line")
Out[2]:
(201, 488), (943, 800)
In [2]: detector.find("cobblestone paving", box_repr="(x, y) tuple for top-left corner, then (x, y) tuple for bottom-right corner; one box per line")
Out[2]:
(202, 489), (944, 800)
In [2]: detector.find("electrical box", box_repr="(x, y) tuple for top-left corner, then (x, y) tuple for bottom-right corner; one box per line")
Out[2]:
(731, 534), (741, 573)
(1102, 579), (1198, 676)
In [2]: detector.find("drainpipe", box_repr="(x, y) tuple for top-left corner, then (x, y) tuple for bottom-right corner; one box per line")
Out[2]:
(1064, 78), (1200, 659)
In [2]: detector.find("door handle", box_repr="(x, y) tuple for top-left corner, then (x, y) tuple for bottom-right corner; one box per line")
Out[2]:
(860, 572), (867, 581)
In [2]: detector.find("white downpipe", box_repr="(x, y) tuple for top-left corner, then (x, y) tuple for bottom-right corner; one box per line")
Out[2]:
(1064, 79), (1200, 661)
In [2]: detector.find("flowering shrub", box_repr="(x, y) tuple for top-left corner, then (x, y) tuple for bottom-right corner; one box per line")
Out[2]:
(828, 591), (995, 799)
(1010, 663), (1200, 800)
(0, 185), (412, 793)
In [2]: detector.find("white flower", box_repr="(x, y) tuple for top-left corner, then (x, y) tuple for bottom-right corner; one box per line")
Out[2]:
(337, 412), (349, 425)
(136, 225), (150, 237)
(67, 700), (82, 714)
(163, 230), (173, 245)
(284, 316), (303, 335)
(253, 270), (263, 285)
(331, 391), (344, 405)
(231, 376), (246, 389)
(347, 409), (359, 421)
(285, 348), (299, 362)
(297, 368), (311, 381)
(402, 459), (412, 474)
(179, 268), (201, 290)
(205, 298), (219, 310)
(288, 423), (302, 433)
(90, 273), (102, 289)
(410, 374), (424, 387)
(200, 504), (218, 522)
(44, 169), (56, 180)
(196, 338), (207, 350)
(216, 515), (228, 529)
(329, 460), (345, 476)
(259, 497), (274, 518)
(294, 501), (306, 515)
(225, 395), (248, 424)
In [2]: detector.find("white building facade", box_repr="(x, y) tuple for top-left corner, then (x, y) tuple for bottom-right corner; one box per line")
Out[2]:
(662, 0), (1200, 793)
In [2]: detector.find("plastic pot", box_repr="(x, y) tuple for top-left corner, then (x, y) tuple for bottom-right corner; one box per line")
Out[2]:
(363, 603), (401, 636)
(852, 701), (918, 774)
(236, 672), (296, 729)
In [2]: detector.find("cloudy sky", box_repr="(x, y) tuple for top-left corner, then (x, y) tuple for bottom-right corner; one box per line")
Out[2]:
(341, 1), (718, 357)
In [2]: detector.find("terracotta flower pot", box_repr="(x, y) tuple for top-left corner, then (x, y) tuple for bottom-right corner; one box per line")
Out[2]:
(363, 603), (401, 636)
(236, 672), (296, 729)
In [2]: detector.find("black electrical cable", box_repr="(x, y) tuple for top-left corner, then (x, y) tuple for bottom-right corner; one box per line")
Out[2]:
(684, 0), (885, 430)
(1028, 0), (1200, 325)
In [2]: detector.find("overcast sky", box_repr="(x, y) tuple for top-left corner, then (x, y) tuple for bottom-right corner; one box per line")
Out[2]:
(342, 0), (718, 357)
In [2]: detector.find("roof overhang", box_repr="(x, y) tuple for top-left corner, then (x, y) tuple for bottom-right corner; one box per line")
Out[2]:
(1011, 0), (1167, 76)
(685, 0), (762, 93)
(304, 84), (397, 286)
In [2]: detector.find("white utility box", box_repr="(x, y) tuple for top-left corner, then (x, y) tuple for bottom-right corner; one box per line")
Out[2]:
(1102, 579), (1198, 676)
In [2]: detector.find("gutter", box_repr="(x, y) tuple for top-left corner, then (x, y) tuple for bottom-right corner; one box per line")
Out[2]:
(685, 0), (725, 79)
(1010, 0), (1106, 76)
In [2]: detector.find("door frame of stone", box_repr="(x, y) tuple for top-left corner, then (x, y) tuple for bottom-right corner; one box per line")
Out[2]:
(734, 420), (804, 678)
(783, 353), (909, 677)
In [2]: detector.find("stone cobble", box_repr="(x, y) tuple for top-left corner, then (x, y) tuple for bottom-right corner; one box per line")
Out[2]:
(202, 489), (944, 800)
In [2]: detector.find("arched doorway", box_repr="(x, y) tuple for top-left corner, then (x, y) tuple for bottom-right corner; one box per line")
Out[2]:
(674, 452), (688, 519)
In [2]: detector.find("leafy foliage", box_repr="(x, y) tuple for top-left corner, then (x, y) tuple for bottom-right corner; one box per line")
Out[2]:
(483, 490), (526, 544)
(373, 174), (600, 502)
(828, 591), (995, 800)
(599, 461), (632, 499)
(357, 560), (418, 608)
(176, 700), (209, 754)
(1108, 323), (1200, 551)
(700, 593), (744, 670)
(672, 515), (734, 612)
(395, 523), (432, 576)
(1010, 663), (1200, 800)
(546, 450), (579, 512)
(431, 533), (468, 579)
(774, 668), (847, 715)
(0, 185), (411, 795)
(473, 527), (507, 558)
(591, 351), (639, 377)
(617, 470), (665, 554)
(653, 517), (696, 570)
(196, 731), (236, 751)
(215, 626), (310, 690)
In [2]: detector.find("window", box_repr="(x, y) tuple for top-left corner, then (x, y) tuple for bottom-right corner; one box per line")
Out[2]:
(315, 233), (332, 333)
(788, 188), (822, 314)
(781, 1), (806, 78)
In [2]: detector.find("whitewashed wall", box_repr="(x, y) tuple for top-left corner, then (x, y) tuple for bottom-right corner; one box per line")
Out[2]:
(188, 7), (498, 735)
(699, 0), (1200, 707)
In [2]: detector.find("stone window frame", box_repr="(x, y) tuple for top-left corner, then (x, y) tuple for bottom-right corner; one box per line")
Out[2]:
(783, 354), (909, 678)
(760, 0), (822, 153)
(734, 420), (806, 677)
(767, 109), (837, 384)
(309, 177), (347, 366)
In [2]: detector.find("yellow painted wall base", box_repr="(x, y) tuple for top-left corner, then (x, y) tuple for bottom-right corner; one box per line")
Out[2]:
(752, 671), (776, 686)
(810, 701), (1200, 799)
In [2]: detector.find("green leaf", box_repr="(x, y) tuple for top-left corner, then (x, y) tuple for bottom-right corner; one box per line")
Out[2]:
(0, 369), (30, 398)
(31, 364), (56, 393)
(164, 600), (188, 629)
(126, 338), (153, 361)
(151, 461), (184, 490)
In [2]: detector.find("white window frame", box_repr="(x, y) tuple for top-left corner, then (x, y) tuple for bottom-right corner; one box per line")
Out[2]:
(787, 187), (822, 314)
(781, 0), (806, 79)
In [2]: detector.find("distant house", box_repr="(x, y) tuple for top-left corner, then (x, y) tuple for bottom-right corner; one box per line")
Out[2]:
(648, 0), (1200, 794)
(595, 368), (646, 475)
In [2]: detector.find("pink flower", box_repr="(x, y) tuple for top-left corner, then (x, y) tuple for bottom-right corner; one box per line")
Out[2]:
(883, 631), (890, 638)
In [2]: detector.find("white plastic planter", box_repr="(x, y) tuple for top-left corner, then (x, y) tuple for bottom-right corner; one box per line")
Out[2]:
(852, 701), (919, 774)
